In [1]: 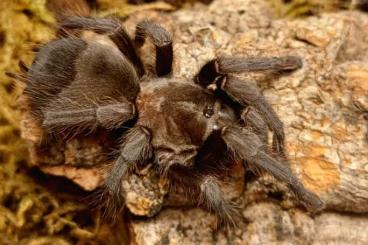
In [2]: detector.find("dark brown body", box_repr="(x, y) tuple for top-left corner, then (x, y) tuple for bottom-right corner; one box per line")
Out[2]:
(137, 78), (236, 169)
(17, 16), (323, 224)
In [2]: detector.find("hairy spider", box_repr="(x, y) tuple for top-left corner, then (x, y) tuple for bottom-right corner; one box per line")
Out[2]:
(14, 16), (323, 224)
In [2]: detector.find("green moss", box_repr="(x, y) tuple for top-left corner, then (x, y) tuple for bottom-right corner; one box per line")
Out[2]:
(17, 0), (56, 23)
(96, 0), (175, 17)
(268, 0), (354, 18)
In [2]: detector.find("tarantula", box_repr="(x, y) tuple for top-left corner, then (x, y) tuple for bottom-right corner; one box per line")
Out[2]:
(14, 16), (323, 223)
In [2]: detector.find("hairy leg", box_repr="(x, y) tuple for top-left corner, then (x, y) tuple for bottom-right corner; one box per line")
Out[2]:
(43, 100), (136, 132)
(167, 163), (240, 226)
(241, 106), (268, 145)
(218, 76), (285, 154)
(60, 17), (145, 76)
(99, 126), (152, 219)
(199, 176), (240, 227)
(134, 20), (173, 77)
(105, 126), (152, 197)
(195, 56), (302, 154)
(195, 56), (302, 87)
(221, 125), (324, 212)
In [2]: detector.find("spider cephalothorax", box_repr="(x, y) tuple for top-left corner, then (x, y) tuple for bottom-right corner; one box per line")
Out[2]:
(15, 16), (323, 224)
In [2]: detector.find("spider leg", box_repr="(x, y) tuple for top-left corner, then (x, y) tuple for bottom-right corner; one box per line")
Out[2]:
(100, 126), (152, 219)
(195, 56), (302, 87)
(195, 56), (302, 154)
(241, 106), (268, 145)
(43, 100), (136, 132)
(134, 20), (173, 77)
(199, 176), (240, 227)
(105, 126), (152, 198)
(60, 17), (145, 76)
(221, 125), (324, 212)
(220, 76), (285, 154)
(166, 163), (239, 226)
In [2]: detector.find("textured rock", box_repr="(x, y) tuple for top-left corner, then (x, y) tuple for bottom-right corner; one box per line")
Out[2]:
(20, 0), (368, 244)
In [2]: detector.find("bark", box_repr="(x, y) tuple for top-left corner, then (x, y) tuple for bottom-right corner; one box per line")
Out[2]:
(20, 0), (368, 244)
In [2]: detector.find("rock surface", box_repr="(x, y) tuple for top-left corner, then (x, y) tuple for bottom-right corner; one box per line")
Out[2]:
(20, 0), (368, 244)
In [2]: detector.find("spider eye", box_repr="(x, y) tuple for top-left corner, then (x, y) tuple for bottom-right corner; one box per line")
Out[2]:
(203, 105), (214, 118)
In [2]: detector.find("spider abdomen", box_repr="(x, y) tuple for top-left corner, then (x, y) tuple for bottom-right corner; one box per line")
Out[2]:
(25, 38), (87, 114)
(25, 37), (140, 128)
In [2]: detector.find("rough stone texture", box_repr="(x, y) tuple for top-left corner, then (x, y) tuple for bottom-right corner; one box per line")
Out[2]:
(20, 0), (368, 244)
